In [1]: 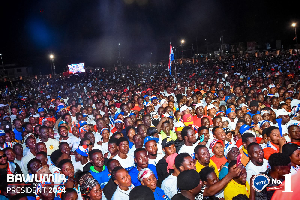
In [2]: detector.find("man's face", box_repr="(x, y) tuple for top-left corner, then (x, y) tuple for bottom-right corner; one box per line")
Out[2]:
(213, 143), (224, 157)
(59, 127), (68, 137)
(250, 106), (258, 113)
(289, 126), (300, 140)
(279, 115), (290, 124)
(118, 141), (129, 154)
(96, 119), (106, 130)
(0, 135), (5, 144)
(27, 137), (36, 149)
(249, 145), (264, 166)
(5, 149), (16, 162)
(213, 118), (223, 127)
(36, 143), (47, 153)
(227, 147), (240, 161)
(196, 147), (210, 166)
(162, 123), (170, 134)
(91, 152), (104, 168)
(29, 160), (42, 174)
(236, 165), (247, 185)
(186, 129), (197, 144)
(143, 116), (152, 127)
(14, 120), (22, 129)
(138, 125), (147, 139)
(135, 150), (148, 169)
(181, 156), (196, 171)
(40, 128), (49, 139)
(0, 151), (7, 165)
(199, 129), (210, 142)
(108, 143), (118, 155)
(269, 129), (280, 144)
(60, 144), (71, 155)
(115, 122), (123, 130)
(201, 118), (210, 128)
(213, 128), (225, 141)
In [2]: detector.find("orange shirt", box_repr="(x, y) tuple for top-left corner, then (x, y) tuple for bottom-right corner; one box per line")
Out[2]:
(131, 105), (142, 112)
(239, 146), (250, 166)
(263, 143), (279, 160)
(211, 155), (227, 171)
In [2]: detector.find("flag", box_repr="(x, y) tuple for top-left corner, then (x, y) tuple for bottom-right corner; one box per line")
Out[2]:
(168, 43), (174, 75)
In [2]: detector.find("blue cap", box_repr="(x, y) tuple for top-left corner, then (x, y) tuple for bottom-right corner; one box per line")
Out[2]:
(239, 124), (250, 135)
(226, 108), (234, 115)
(151, 96), (158, 101)
(225, 96), (230, 102)
(114, 112), (124, 120)
(78, 121), (87, 127)
(144, 136), (159, 146)
(38, 107), (45, 112)
(75, 145), (89, 157)
(0, 130), (5, 136)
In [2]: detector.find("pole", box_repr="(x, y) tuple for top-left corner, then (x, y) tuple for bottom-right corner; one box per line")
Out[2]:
(295, 26), (298, 54)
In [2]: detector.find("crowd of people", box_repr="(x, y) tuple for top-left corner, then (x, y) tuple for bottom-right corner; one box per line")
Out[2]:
(0, 51), (300, 200)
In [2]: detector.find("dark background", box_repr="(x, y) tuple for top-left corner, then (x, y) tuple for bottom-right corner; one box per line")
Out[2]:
(0, 0), (299, 74)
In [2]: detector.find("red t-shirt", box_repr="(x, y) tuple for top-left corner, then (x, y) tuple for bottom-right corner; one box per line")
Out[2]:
(211, 155), (227, 171)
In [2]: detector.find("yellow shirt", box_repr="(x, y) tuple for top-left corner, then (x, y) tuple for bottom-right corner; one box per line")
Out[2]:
(160, 130), (177, 141)
(224, 180), (250, 200)
(195, 159), (219, 178)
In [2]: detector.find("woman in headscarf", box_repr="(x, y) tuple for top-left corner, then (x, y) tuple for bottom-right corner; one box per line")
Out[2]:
(138, 168), (170, 200)
(79, 173), (102, 200)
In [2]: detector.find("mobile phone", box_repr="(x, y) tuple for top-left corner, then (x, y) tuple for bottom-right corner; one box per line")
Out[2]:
(236, 154), (242, 166)
(199, 134), (204, 143)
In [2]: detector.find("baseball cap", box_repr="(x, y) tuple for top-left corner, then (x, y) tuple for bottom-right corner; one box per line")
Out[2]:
(239, 124), (250, 135)
(210, 139), (224, 149)
(162, 137), (175, 148)
(144, 136), (159, 146)
(182, 114), (193, 126)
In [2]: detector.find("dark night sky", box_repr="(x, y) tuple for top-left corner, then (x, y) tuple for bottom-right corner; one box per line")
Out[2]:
(0, 0), (299, 74)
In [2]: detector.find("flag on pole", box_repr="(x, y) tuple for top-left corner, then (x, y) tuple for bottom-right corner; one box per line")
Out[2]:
(168, 43), (174, 75)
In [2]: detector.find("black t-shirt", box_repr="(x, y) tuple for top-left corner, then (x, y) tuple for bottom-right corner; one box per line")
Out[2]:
(172, 193), (189, 200)
(103, 178), (117, 200)
(255, 169), (283, 200)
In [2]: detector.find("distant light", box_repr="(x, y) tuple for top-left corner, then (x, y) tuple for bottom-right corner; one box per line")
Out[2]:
(292, 23), (297, 27)
(181, 39), (185, 44)
(49, 54), (54, 59)
(119, 43), (121, 46)
(0, 54), (2, 56)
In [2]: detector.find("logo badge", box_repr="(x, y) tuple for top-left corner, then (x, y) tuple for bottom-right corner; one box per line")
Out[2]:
(252, 174), (270, 192)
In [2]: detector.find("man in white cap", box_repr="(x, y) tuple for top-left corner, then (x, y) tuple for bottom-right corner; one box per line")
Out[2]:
(275, 109), (291, 142)
(207, 104), (216, 119)
(180, 105), (190, 116)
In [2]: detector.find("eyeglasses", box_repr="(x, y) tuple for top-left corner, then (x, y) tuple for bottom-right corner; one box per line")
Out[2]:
(0, 154), (7, 159)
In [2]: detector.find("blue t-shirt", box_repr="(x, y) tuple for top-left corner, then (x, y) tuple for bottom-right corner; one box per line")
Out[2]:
(246, 110), (260, 118)
(154, 187), (170, 200)
(89, 165), (110, 189)
(129, 164), (158, 186)
(129, 140), (134, 149)
(13, 128), (23, 141)
(219, 162), (229, 180)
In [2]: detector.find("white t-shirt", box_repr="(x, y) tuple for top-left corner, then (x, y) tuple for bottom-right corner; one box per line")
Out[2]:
(111, 185), (134, 200)
(44, 138), (60, 156)
(113, 154), (134, 170)
(148, 153), (164, 166)
(161, 174), (177, 198)
(246, 159), (269, 184)
(178, 143), (198, 158)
